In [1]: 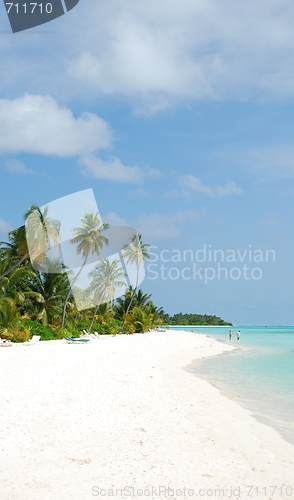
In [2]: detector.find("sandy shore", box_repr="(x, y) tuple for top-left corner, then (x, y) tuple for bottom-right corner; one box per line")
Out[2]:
(0, 330), (293, 500)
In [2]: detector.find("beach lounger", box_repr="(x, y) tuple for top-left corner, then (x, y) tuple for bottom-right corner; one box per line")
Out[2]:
(65, 337), (91, 344)
(0, 339), (13, 347)
(24, 335), (40, 346)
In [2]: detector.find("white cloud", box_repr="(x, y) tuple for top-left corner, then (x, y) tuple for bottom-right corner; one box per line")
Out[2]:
(0, 94), (112, 156)
(64, 0), (294, 111)
(221, 145), (294, 179)
(5, 159), (34, 175)
(0, 94), (157, 184)
(134, 210), (199, 240)
(243, 146), (294, 177)
(90, 209), (200, 240)
(0, 217), (12, 235)
(130, 187), (151, 197)
(179, 175), (242, 196)
(79, 154), (160, 183)
(2, 1), (294, 111)
(101, 212), (128, 226)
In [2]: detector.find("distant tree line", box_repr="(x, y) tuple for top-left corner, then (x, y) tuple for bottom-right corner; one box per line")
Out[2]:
(160, 312), (233, 326)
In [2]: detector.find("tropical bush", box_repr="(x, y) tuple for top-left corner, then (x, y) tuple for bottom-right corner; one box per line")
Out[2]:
(12, 328), (31, 343)
(123, 306), (154, 333)
(20, 319), (75, 341)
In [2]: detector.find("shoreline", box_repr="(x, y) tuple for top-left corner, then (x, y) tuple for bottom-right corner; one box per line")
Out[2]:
(189, 332), (294, 447)
(0, 330), (293, 499)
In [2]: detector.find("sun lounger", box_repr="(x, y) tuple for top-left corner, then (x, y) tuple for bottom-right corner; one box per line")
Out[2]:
(24, 335), (40, 346)
(0, 339), (13, 347)
(65, 337), (91, 344)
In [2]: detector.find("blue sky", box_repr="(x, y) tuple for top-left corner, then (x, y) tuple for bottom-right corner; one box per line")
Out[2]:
(1, 0), (294, 324)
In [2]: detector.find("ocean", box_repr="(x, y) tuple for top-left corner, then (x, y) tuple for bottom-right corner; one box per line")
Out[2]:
(169, 325), (294, 445)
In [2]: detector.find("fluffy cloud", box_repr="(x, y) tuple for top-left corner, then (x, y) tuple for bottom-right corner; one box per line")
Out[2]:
(220, 144), (294, 180)
(64, 0), (294, 111)
(95, 209), (200, 240)
(237, 146), (294, 178)
(0, 94), (159, 183)
(134, 210), (200, 240)
(79, 155), (160, 183)
(0, 217), (12, 235)
(0, 94), (112, 156)
(175, 175), (242, 197)
(2, 1), (294, 111)
(101, 212), (128, 226)
(5, 159), (34, 174)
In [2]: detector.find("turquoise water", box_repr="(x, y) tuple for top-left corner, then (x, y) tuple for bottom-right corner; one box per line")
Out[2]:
(169, 325), (294, 445)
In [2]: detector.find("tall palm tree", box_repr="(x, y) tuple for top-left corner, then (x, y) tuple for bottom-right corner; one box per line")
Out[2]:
(0, 204), (61, 280)
(61, 212), (109, 327)
(87, 258), (126, 332)
(122, 233), (150, 314)
(25, 204), (61, 269)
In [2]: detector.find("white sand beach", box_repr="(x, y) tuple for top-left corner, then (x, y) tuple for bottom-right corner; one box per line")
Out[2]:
(0, 330), (293, 500)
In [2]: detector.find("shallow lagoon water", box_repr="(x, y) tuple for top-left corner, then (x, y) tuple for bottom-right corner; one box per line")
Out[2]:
(169, 326), (294, 445)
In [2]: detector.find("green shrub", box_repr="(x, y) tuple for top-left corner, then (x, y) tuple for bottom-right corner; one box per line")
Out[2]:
(11, 328), (30, 343)
(20, 319), (79, 341)
(76, 319), (122, 335)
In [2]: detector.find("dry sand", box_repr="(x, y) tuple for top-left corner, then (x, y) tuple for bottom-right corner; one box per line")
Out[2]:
(0, 330), (293, 500)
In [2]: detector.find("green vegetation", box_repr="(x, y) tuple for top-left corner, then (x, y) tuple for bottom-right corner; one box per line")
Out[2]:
(0, 205), (164, 341)
(0, 203), (232, 341)
(161, 312), (233, 326)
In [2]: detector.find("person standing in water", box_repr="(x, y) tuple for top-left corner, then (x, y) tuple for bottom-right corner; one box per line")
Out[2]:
(236, 330), (241, 340)
(228, 330), (232, 340)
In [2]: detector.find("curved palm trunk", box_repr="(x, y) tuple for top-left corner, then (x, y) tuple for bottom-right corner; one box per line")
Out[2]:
(125, 260), (139, 315)
(88, 286), (107, 332)
(0, 253), (29, 280)
(88, 303), (100, 333)
(61, 254), (88, 328)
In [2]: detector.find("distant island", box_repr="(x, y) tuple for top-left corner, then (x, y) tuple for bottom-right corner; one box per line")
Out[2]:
(161, 312), (233, 326)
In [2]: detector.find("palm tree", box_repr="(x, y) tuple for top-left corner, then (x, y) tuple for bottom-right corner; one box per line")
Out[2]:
(114, 288), (152, 319)
(0, 225), (29, 279)
(26, 267), (72, 326)
(0, 298), (22, 340)
(123, 306), (154, 334)
(144, 301), (165, 326)
(0, 204), (61, 280)
(61, 212), (109, 327)
(122, 233), (151, 314)
(91, 302), (115, 325)
(87, 258), (126, 332)
(136, 289), (153, 307)
(0, 265), (41, 308)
